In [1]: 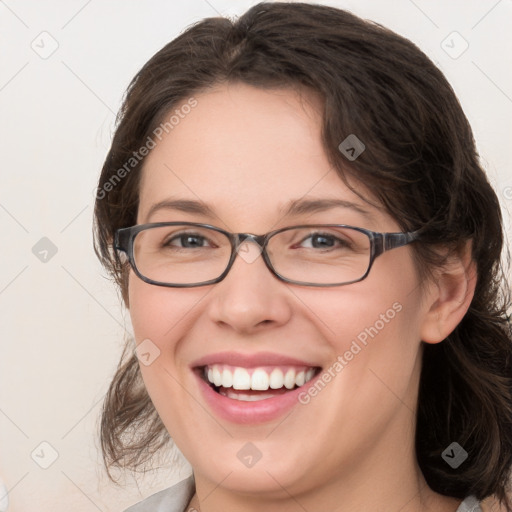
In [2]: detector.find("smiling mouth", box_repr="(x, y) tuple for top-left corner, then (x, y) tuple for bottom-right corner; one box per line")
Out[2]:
(196, 364), (322, 401)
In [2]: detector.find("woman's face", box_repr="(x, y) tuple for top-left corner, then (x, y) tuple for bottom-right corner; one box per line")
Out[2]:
(129, 83), (433, 497)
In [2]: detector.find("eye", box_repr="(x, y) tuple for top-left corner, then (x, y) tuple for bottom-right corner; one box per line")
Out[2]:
(296, 232), (352, 250)
(163, 232), (215, 249)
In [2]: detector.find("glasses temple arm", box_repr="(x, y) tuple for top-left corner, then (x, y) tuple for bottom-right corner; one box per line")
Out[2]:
(373, 230), (420, 257)
(384, 230), (420, 251)
(114, 228), (132, 253)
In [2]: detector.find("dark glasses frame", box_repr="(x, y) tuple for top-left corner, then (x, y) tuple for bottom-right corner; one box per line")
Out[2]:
(114, 222), (420, 288)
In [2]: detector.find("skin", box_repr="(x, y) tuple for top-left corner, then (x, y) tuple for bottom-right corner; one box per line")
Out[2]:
(128, 82), (476, 512)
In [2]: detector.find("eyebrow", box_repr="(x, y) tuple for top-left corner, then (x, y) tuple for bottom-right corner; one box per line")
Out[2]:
(145, 197), (376, 223)
(282, 197), (375, 221)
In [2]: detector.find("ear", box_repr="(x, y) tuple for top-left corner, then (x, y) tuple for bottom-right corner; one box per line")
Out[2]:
(420, 241), (477, 344)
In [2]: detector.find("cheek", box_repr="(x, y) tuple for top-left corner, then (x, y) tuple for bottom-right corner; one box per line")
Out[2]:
(127, 273), (199, 394)
(126, 273), (199, 419)
(293, 251), (424, 389)
(128, 271), (199, 344)
(297, 279), (420, 358)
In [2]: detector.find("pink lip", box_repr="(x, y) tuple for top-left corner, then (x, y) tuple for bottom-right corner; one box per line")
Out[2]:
(190, 351), (319, 369)
(194, 371), (320, 424)
(190, 352), (322, 425)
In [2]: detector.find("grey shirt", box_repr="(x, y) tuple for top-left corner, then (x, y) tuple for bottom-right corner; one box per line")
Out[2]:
(124, 476), (483, 512)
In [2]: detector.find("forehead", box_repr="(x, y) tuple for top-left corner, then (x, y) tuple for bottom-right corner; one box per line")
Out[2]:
(137, 82), (388, 230)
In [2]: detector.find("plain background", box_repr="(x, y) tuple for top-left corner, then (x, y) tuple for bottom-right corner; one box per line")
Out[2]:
(0, 1), (511, 511)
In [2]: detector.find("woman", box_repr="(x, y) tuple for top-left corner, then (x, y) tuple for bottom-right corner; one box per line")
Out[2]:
(93, 3), (512, 511)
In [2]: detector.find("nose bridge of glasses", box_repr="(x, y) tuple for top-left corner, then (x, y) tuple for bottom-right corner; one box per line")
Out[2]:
(234, 232), (266, 245)
(233, 233), (266, 265)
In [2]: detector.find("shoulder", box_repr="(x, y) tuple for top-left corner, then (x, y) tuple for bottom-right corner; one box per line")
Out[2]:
(456, 495), (484, 512)
(457, 494), (510, 512)
(123, 475), (195, 512)
(480, 495), (510, 512)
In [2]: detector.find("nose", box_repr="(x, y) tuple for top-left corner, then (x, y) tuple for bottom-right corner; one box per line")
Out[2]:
(207, 238), (292, 333)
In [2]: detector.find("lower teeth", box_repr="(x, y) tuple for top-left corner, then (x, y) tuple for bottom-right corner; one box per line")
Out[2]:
(217, 387), (291, 401)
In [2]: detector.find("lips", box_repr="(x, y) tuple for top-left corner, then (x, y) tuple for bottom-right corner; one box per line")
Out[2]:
(191, 351), (321, 369)
(190, 352), (322, 423)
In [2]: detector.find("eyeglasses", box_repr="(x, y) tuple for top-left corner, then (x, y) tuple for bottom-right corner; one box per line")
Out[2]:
(114, 222), (420, 288)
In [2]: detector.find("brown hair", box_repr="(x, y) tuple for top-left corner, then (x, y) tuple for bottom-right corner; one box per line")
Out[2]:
(93, 2), (512, 507)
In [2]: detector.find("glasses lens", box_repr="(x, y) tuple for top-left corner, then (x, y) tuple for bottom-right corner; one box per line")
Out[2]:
(133, 225), (232, 285)
(132, 224), (371, 286)
(267, 226), (371, 285)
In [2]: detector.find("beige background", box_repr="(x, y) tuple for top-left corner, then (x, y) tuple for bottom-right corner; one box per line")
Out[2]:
(0, 0), (511, 511)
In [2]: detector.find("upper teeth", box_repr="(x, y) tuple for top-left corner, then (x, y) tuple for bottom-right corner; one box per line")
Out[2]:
(204, 365), (317, 391)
